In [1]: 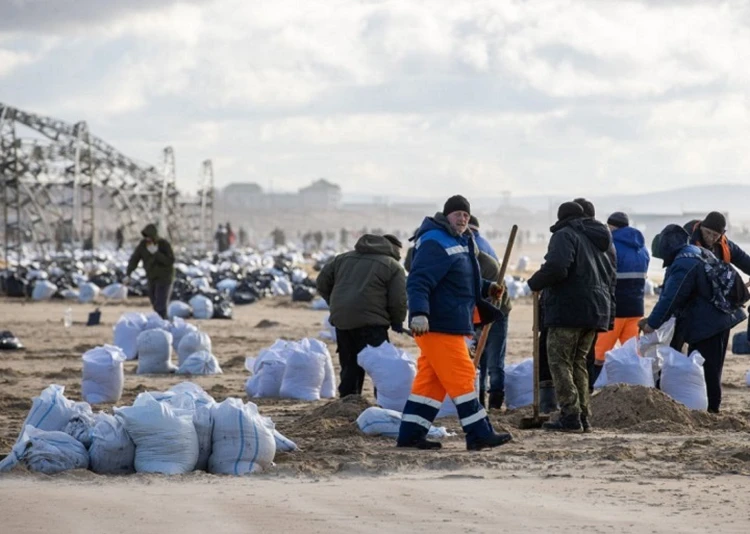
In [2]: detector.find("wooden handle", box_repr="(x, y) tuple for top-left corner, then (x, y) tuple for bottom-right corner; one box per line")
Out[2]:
(472, 225), (518, 368)
(532, 291), (540, 418)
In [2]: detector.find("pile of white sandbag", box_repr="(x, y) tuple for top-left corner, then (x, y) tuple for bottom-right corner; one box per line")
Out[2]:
(0, 382), (295, 476)
(356, 406), (451, 440)
(244, 338), (336, 401)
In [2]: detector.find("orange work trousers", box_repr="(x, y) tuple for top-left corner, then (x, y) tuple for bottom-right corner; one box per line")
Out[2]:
(594, 317), (641, 363)
(411, 332), (476, 402)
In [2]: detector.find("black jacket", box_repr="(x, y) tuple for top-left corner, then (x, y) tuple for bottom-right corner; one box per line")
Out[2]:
(527, 216), (615, 331)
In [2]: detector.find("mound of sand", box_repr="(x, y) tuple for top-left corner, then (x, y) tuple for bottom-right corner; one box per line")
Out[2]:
(591, 384), (694, 430)
(294, 395), (373, 438)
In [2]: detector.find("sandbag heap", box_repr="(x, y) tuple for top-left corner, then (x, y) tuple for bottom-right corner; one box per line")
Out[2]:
(0, 382), (296, 476)
(245, 338), (336, 401)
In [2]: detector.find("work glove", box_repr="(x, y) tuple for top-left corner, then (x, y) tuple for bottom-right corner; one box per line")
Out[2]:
(146, 244), (158, 254)
(488, 281), (506, 300)
(410, 315), (429, 336)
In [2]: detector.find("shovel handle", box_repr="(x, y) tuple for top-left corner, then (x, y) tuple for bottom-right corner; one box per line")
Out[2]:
(532, 291), (541, 419)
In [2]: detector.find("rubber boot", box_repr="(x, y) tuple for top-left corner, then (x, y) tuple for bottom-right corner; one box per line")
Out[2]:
(466, 431), (513, 451)
(396, 438), (442, 450)
(539, 380), (557, 414)
(488, 392), (504, 410)
(542, 413), (583, 433)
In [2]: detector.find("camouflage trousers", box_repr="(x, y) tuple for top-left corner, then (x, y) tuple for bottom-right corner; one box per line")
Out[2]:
(547, 327), (596, 417)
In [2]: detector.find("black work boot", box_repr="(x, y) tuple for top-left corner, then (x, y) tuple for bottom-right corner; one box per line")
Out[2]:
(467, 431), (513, 451)
(488, 392), (504, 410)
(542, 413), (583, 433)
(396, 438), (442, 450)
(479, 390), (486, 409)
(580, 414), (592, 433)
(539, 381), (557, 414)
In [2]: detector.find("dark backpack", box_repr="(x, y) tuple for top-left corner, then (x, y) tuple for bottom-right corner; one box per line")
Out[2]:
(677, 249), (750, 313)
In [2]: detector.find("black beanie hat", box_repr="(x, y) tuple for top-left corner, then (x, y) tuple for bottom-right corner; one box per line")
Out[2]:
(607, 211), (630, 228)
(558, 201), (585, 221)
(383, 234), (402, 248)
(573, 197), (595, 217)
(443, 195), (471, 216)
(701, 211), (726, 233)
(468, 215), (479, 228)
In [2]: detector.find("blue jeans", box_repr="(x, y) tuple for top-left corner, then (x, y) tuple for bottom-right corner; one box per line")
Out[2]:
(475, 314), (508, 394)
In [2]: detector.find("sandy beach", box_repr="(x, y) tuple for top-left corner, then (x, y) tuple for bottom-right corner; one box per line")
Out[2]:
(1, 295), (749, 533)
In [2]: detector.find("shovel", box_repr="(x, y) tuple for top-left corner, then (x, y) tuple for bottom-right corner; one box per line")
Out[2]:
(519, 291), (550, 429)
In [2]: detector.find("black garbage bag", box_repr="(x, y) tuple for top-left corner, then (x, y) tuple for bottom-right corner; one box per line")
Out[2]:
(233, 280), (261, 305)
(292, 285), (316, 302)
(0, 331), (23, 350)
(212, 293), (234, 319)
(4, 273), (28, 297)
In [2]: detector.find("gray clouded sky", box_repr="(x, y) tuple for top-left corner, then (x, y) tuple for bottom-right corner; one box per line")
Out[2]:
(1, 0), (748, 199)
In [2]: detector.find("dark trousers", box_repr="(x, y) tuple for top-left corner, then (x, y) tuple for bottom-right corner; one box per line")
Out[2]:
(148, 281), (173, 319)
(688, 329), (731, 413)
(335, 325), (389, 397)
(586, 333), (600, 391)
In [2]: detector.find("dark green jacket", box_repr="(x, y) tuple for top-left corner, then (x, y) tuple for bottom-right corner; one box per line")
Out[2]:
(316, 234), (407, 330)
(126, 224), (175, 283)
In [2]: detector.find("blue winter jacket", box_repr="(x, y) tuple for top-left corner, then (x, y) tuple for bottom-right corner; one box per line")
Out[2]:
(471, 230), (499, 260)
(646, 225), (746, 344)
(407, 214), (500, 335)
(612, 226), (650, 318)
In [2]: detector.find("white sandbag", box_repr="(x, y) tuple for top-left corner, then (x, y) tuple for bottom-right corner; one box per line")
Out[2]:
(245, 350), (287, 398)
(304, 338), (336, 399)
(136, 329), (176, 374)
(318, 314), (337, 341)
(78, 282), (99, 303)
(113, 318), (143, 360)
(143, 312), (170, 331)
(216, 278), (238, 292)
(189, 294), (214, 320)
(60, 288), (79, 300)
(208, 398), (276, 475)
(82, 345), (126, 404)
(168, 381), (216, 407)
(604, 338), (655, 387)
(120, 312), (147, 330)
(5, 425), (88, 474)
(178, 351), (223, 375)
(436, 371), (481, 418)
(170, 317), (198, 351)
(168, 300), (192, 320)
(505, 358), (534, 410)
(22, 384), (78, 432)
(177, 331), (212, 366)
(279, 344), (326, 401)
(88, 413), (136, 474)
(638, 318), (676, 360)
(32, 280), (57, 301)
(193, 405), (214, 471)
(63, 408), (97, 448)
(101, 283), (128, 300)
(116, 393), (199, 474)
(270, 279), (293, 296)
(644, 278), (656, 297)
(311, 297), (329, 310)
(660, 350), (708, 410)
(273, 429), (299, 452)
(515, 256), (530, 272)
(358, 342), (416, 412)
(356, 407), (450, 439)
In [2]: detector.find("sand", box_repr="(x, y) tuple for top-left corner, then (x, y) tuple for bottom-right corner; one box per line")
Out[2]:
(1, 295), (750, 532)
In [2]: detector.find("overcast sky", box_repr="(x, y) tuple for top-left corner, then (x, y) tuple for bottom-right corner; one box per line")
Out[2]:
(1, 0), (748, 199)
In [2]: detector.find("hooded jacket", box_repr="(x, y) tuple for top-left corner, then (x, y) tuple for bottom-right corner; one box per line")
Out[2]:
(126, 224), (175, 283)
(612, 226), (650, 317)
(684, 220), (750, 275)
(316, 234), (406, 330)
(646, 224), (746, 344)
(406, 213), (501, 335)
(527, 216), (615, 331)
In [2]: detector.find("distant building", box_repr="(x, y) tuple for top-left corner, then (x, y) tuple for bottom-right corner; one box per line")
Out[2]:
(299, 179), (341, 210)
(220, 178), (341, 211)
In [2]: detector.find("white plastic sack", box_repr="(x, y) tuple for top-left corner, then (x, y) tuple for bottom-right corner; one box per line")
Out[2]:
(120, 312), (147, 329)
(177, 331), (212, 366)
(638, 318), (676, 360)
(358, 342), (416, 412)
(209, 398), (276, 475)
(78, 282), (100, 303)
(102, 283), (128, 300)
(660, 350), (708, 410)
(32, 280), (57, 300)
(143, 312), (170, 331)
(178, 351), (223, 375)
(168, 300), (192, 320)
(604, 338), (655, 387)
(356, 407), (450, 440)
(318, 314), (337, 341)
(170, 317), (198, 351)
(189, 294), (214, 320)
(63, 409), (97, 448)
(311, 297), (329, 310)
(279, 344), (326, 401)
(270, 279), (293, 296)
(60, 289), (79, 300)
(88, 413), (136, 474)
(113, 318), (143, 360)
(505, 358), (534, 410)
(245, 349), (287, 398)
(136, 329), (176, 374)
(82, 345), (126, 404)
(168, 381), (216, 407)
(305, 338), (336, 399)
(22, 384), (78, 432)
(594, 365), (608, 389)
(116, 393), (199, 474)
(216, 279), (238, 293)
(273, 429), (299, 452)
(2, 425), (88, 474)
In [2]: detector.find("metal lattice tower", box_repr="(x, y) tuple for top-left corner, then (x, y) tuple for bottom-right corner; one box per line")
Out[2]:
(200, 159), (215, 250)
(1, 106), (22, 264)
